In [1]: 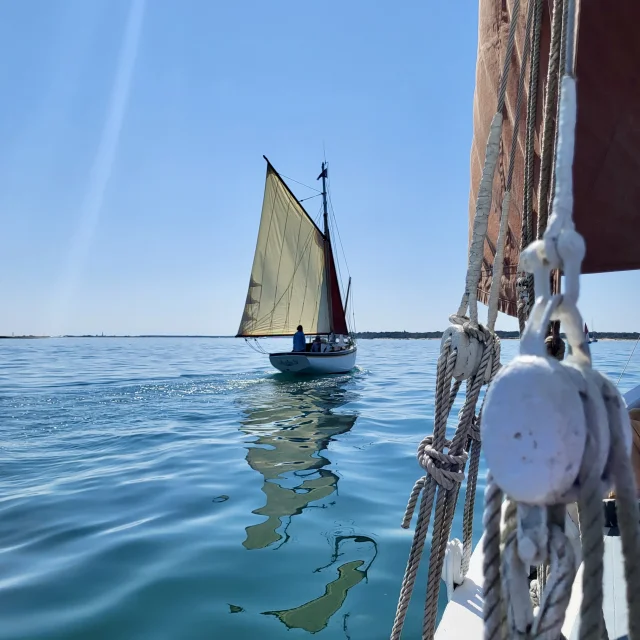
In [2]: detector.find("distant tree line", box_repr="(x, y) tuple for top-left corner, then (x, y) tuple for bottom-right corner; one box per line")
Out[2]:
(353, 331), (519, 339)
(354, 330), (639, 340)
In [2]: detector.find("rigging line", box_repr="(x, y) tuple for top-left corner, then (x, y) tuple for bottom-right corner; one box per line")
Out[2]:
(616, 334), (640, 387)
(325, 194), (345, 286)
(244, 338), (267, 354)
(327, 190), (351, 277)
(328, 199), (349, 301)
(323, 170), (349, 310)
(324, 176), (350, 297)
(299, 193), (323, 203)
(279, 173), (322, 194)
(349, 286), (357, 336)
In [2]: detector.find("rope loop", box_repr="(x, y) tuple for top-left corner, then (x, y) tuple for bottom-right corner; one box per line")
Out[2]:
(417, 435), (468, 491)
(449, 314), (492, 344)
(449, 314), (467, 327)
(391, 0), (522, 632)
(464, 321), (491, 344)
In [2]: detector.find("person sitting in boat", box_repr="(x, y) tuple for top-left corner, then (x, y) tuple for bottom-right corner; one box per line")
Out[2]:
(293, 325), (306, 352)
(311, 336), (322, 352)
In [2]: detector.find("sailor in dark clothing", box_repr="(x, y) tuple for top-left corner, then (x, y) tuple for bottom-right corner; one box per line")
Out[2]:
(293, 325), (306, 352)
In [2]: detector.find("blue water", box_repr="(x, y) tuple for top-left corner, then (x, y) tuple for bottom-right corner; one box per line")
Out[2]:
(1, 338), (638, 640)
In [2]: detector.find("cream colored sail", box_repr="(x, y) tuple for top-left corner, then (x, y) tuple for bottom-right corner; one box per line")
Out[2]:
(237, 164), (331, 337)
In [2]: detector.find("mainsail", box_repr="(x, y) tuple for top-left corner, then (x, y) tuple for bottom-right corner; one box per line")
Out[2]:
(470, 0), (640, 318)
(237, 159), (348, 337)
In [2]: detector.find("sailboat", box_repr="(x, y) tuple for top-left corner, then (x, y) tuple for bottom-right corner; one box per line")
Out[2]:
(236, 157), (356, 375)
(584, 322), (593, 344)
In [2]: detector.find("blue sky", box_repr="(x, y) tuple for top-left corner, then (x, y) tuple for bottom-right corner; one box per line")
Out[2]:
(0, 0), (636, 336)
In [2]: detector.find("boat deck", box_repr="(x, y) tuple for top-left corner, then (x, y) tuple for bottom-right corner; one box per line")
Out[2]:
(435, 519), (629, 640)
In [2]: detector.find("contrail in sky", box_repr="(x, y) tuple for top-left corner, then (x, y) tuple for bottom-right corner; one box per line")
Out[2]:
(50, 0), (146, 335)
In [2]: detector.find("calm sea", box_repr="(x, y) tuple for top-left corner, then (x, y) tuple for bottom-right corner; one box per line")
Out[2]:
(1, 338), (638, 640)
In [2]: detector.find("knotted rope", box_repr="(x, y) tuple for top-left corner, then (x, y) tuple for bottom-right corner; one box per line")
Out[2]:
(391, 2), (528, 637)
(391, 321), (501, 640)
(392, 338), (458, 639)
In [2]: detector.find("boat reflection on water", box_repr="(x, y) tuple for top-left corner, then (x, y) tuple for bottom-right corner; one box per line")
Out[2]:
(236, 375), (379, 634)
(262, 532), (378, 634)
(239, 376), (357, 551)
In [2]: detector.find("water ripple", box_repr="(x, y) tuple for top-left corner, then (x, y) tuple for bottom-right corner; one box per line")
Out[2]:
(0, 337), (637, 639)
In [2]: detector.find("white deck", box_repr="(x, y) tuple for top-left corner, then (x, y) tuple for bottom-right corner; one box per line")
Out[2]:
(435, 523), (626, 640)
(435, 534), (485, 640)
(564, 531), (628, 640)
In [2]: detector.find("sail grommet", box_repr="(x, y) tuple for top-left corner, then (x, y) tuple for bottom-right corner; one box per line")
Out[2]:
(441, 323), (483, 381)
(482, 354), (586, 504)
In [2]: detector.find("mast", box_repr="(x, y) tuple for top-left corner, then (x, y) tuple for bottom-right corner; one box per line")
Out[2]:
(321, 161), (330, 241)
(319, 161), (334, 332)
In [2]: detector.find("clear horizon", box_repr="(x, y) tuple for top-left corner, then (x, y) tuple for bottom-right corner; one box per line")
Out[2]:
(2, 1), (638, 336)
(2, 329), (635, 339)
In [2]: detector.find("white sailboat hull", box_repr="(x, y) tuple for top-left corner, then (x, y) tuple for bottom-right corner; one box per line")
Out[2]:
(268, 347), (357, 375)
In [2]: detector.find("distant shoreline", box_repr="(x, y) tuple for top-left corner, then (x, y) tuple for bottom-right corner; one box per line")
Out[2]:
(2, 331), (638, 340)
(0, 335), (230, 339)
(353, 331), (640, 340)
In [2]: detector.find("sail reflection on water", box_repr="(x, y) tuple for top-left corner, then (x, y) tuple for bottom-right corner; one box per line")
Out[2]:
(239, 378), (357, 550)
(263, 533), (378, 633)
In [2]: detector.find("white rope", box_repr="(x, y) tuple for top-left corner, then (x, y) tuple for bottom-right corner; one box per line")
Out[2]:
(487, 191), (511, 332)
(391, 341), (459, 639)
(458, 0), (523, 329)
(488, 0), (538, 333)
(459, 112), (504, 328)
(483, 477), (506, 640)
(244, 338), (268, 354)
(423, 335), (498, 639)
(391, 3), (528, 638)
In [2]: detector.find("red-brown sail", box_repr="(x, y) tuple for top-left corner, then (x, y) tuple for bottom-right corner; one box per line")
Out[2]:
(471, 0), (640, 318)
(325, 242), (349, 336)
